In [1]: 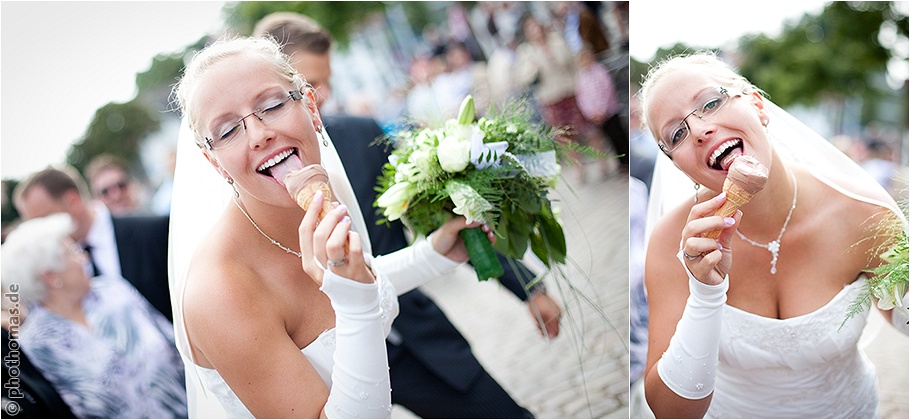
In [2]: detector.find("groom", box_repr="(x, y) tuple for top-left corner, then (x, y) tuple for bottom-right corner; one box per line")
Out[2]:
(255, 12), (560, 418)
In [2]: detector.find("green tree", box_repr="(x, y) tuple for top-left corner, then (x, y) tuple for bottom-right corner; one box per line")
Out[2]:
(737, 1), (904, 109)
(224, 1), (440, 47)
(66, 100), (161, 175)
(225, 1), (387, 45)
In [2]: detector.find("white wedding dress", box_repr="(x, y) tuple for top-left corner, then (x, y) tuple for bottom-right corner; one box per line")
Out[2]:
(186, 273), (400, 419)
(706, 277), (878, 419)
(638, 101), (906, 419)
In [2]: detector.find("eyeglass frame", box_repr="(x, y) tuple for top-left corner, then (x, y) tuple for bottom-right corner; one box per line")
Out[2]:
(657, 87), (737, 156)
(204, 89), (304, 151)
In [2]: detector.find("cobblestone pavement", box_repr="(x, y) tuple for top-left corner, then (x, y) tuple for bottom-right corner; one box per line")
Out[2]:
(393, 162), (631, 419)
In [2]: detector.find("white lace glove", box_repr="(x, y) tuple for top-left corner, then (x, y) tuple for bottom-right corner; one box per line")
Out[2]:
(656, 251), (729, 400)
(320, 270), (391, 419)
(893, 292), (909, 336)
(371, 236), (462, 296)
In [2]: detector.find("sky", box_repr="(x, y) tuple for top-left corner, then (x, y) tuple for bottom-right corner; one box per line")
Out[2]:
(628, 0), (830, 62)
(1, 0), (840, 180)
(1, 1), (226, 180)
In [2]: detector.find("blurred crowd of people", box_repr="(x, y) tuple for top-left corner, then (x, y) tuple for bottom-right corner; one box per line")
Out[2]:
(353, 1), (630, 183)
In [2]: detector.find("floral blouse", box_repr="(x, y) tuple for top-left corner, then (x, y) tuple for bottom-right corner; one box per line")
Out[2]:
(20, 275), (187, 418)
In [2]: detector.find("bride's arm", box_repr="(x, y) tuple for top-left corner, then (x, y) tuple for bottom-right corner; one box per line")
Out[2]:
(643, 196), (739, 419)
(371, 217), (477, 295)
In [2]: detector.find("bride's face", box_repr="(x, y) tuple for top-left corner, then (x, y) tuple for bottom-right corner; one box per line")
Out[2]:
(646, 67), (772, 190)
(192, 54), (323, 206)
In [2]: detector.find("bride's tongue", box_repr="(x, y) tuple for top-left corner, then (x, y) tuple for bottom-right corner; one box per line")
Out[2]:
(718, 149), (743, 171)
(268, 153), (305, 187)
(710, 139), (746, 171)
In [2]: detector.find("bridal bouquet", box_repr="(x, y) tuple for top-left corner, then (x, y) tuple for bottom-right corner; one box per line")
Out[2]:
(842, 206), (909, 329)
(375, 96), (569, 281)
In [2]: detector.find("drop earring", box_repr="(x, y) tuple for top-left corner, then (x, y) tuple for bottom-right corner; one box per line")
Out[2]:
(693, 183), (701, 204)
(227, 178), (239, 197)
(316, 126), (328, 146)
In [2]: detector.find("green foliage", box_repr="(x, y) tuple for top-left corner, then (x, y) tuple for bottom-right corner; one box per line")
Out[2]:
(224, 1), (388, 46)
(737, 1), (902, 109)
(842, 200), (909, 330)
(135, 52), (186, 95)
(66, 100), (161, 174)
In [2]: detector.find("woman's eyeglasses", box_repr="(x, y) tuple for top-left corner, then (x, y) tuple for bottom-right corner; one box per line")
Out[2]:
(205, 90), (304, 151)
(658, 87), (733, 155)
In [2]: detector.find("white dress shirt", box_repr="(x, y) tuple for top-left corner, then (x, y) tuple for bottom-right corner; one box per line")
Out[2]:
(83, 202), (123, 278)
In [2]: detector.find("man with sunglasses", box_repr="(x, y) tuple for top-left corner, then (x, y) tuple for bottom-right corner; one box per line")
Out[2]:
(85, 154), (142, 216)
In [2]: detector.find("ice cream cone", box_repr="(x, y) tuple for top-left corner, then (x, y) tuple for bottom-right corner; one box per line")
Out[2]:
(704, 178), (754, 239)
(703, 155), (768, 239)
(294, 181), (335, 221)
(281, 164), (335, 221)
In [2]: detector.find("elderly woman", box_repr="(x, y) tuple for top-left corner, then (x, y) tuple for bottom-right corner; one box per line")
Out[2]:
(0, 214), (187, 418)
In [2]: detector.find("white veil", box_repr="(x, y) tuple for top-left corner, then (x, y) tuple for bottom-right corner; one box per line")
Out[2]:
(167, 118), (371, 418)
(645, 100), (906, 246)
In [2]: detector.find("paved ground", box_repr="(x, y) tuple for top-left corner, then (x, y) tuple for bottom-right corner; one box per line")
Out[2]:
(390, 159), (909, 419)
(393, 161), (631, 418)
(864, 309), (909, 419)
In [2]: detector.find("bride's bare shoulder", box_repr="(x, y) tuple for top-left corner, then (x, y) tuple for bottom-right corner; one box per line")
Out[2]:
(183, 231), (277, 331)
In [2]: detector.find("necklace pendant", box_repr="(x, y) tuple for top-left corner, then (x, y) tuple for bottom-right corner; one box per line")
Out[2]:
(768, 240), (780, 254)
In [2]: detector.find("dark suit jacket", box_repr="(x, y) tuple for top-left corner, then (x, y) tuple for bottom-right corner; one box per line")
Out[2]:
(324, 115), (539, 392)
(112, 215), (172, 321)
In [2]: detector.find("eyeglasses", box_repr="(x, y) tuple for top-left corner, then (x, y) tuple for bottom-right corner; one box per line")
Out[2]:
(204, 90), (304, 151)
(98, 180), (128, 197)
(658, 87), (733, 155)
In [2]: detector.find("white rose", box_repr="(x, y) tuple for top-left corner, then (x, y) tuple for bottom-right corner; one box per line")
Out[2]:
(437, 134), (471, 173)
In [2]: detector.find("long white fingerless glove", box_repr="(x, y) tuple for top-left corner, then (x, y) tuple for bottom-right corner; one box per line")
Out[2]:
(656, 251), (729, 400)
(371, 236), (462, 296)
(320, 270), (391, 419)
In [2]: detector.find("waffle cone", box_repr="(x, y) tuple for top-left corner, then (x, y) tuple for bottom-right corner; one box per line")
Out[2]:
(294, 181), (335, 221)
(704, 178), (754, 239)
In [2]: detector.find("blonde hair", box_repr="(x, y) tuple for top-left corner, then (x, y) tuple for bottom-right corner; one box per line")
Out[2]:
(1, 214), (75, 305)
(173, 36), (310, 148)
(638, 51), (764, 141)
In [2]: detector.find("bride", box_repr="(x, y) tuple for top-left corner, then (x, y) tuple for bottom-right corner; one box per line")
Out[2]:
(169, 36), (486, 418)
(638, 52), (906, 418)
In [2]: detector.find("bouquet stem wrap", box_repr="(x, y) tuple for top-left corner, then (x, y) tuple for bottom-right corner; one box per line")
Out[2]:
(460, 227), (504, 281)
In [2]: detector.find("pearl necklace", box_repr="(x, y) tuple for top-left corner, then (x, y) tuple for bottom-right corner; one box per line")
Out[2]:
(233, 195), (302, 258)
(735, 171), (797, 275)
